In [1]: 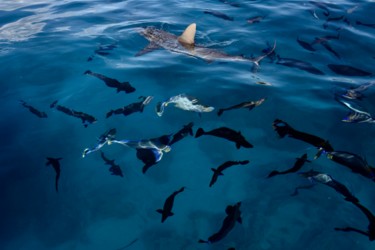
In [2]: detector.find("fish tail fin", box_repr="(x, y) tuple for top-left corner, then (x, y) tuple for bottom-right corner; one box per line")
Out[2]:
(106, 110), (113, 118)
(217, 109), (224, 116)
(195, 128), (205, 138)
(84, 70), (92, 75)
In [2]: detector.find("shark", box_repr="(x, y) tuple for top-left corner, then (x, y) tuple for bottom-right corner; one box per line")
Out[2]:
(137, 23), (276, 68)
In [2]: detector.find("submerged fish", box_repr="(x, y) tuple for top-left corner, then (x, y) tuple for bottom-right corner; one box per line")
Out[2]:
(46, 157), (63, 193)
(100, 151), (123, 177)
(328, 64), (372, 76)
(217, 98), (265, 116)
(20, 100), (48, 118)
(300, 170), (359, 203)
(106, 96), (153, 118)
(210, 160), (249, 187)
(203, 10), (234, 21)
(156, 187), (185, 223)
(199, 202), (242, 244)
(276, 56), (324, 75)
(195, 127), (253, 149)
(137, 23), (276, 67)
(267, 153), (311, 178)
(342, 81), (375, 100)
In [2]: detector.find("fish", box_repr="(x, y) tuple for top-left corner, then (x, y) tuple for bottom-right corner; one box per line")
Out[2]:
(335, 201), (375, 241)
(100, 151), (123, 177)
(299, 170), (359, 203)
(334, 95), (375, 123)
(272, 119), (334, 156)
(50, 100), (97, 128)
(311, 33), (340, 45)
(46, 157), (63, 193)
(137, 23), (276, 67)
(195, 127), (253, 149)
(203, 10), (234, 21)
(106, 96), (153, 118)
(323, 15), (344, 29)
(246, 15), (264, 24)
(209, 160), (249, 187)
(326, 151), (375, 181)
(199, 202), (242, 244)
(156, 94), (214, 117)
(356, 20), (375, 29)
(20, 100), (47, 118)
(267, 153), (311, 178)
(156, 187), (185, 223)
(217, 98), (265, 116)
(82, 128), (117, 158)
(219, 0), (241, 8)
(296, 37), (316, 52)
(328, 64), (372, 76)
(276, 55), (324, 75)
(169, 122), (194, 146)
(84, 70), (136, 94)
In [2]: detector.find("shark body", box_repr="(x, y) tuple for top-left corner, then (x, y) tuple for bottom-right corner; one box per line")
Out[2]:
(137, 23), (275, 67)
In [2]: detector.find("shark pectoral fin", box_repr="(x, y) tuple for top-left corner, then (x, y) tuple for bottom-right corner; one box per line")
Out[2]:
(136, 42), (161, 56)
(177, 23), (196, 46)
(156, 209), (163, 214)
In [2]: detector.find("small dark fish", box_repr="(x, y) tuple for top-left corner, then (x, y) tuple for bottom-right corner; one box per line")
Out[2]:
(335, 201), (375, 241)
(300, 170), (359, 203)
(84, 70), (136, 94)
(311, 33), (340, 45)
(169, 122), (194, 146)
(356, 20), (375, 29)
(195, 127), (253, 149)
(246, 15), (264, 24)
(328, 64), (372, 76)
(276, 56), (324, 75)
(100, 151), (123, 177)
(20, 100), (48, 118)
(327, 151), (375, 181)
(46, 157), (62, 192)
(136, 148), (163, 174)
(203, 10), (234, 21)
(218, 98), (265, 116)
(267, 153), (311, 178)
(296, 37), (316, 52)
(199, 202), (242, 244)
(323, 15), (344, 29)
(50, 100), (97, 128)
(272, 119), (334, 155)
(156, 187), (185, 223)
(106, 96), (153, 118)
(210, 160), (249, 187)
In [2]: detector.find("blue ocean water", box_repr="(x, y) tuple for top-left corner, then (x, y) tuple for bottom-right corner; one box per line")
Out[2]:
(1, 0), (375, 249)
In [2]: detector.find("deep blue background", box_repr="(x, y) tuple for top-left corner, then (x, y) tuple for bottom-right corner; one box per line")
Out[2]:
(0, 0), (375, 249)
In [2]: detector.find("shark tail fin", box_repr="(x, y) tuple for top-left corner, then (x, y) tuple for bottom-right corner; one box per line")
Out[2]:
(195, 128), (205, 138)
(178, 23), (196, 46)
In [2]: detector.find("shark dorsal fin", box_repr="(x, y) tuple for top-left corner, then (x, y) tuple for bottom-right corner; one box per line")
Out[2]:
(178, 23), (196, 46)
